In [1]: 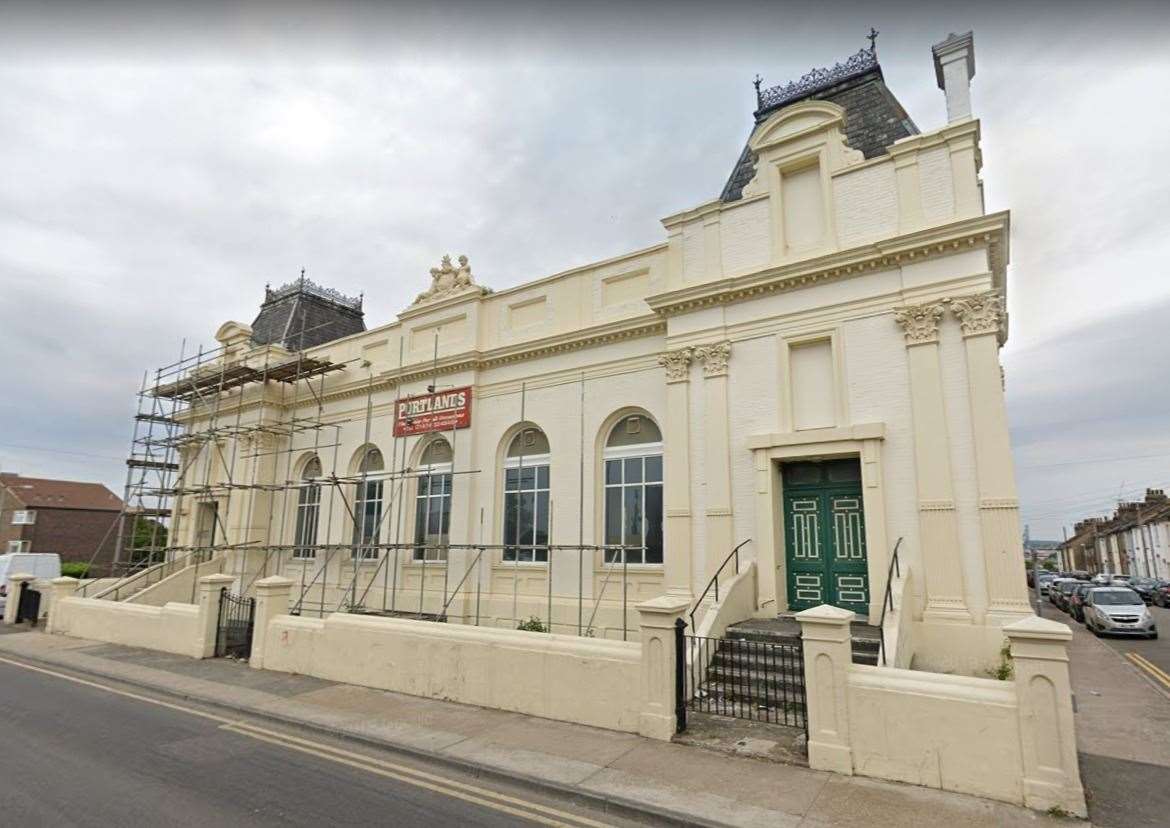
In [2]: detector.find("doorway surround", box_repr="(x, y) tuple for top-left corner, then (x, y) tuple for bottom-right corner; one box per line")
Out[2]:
(747, 422), (888, 620)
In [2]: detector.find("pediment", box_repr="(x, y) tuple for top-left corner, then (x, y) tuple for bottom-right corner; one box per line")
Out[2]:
(749, 101), (847, 153)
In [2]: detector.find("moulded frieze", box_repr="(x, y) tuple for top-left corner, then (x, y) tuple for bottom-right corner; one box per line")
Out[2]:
(658, 347), (694, 383)
(694, 341), (732, 377)
(949, 289), (1006, 338)
(893, 301), (946, 345)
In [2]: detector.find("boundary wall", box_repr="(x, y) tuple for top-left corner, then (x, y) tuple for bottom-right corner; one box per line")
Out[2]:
(797, 605), (1086, 817)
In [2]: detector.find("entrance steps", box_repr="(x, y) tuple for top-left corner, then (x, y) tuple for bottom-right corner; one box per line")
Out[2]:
(726, 617), (882, 666)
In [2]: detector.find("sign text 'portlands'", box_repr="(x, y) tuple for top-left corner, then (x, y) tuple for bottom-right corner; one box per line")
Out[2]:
(393, 387), (473, 437)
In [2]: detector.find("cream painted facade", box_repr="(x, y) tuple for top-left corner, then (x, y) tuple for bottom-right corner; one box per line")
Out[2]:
(169, 32), (1030, 671)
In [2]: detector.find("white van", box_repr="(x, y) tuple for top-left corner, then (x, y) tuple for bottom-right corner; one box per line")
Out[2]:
(0, 553), (62, 614)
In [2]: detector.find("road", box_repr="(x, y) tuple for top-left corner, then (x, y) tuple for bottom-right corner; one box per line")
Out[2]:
(1094, 604), (1170, 690)
(0, 656), (629, 827)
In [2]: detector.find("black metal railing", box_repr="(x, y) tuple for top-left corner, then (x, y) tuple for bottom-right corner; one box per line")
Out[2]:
(215, 588), (255, 659)
(676, 622), (806, 732)
(877, 537), (903, 666)
(688, 539), (751, 629)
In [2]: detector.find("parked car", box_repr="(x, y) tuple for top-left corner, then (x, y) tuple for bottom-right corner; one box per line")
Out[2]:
(1054, 579), (1086, 613)
(1153, 581), (1170, 608)
(1069, 582), (1095, 623)
(1048, 578), (1073, 605)
(1127, 577), (1160, 605)
(0, 552), (61, 615)
(1084, 587), (1158, 639)
(1038, 574), (1057, 596)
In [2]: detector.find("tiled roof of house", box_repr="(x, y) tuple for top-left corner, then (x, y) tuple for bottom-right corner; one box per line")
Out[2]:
(0, 473), (122, 511)
(251, 277), (366, 351)
(721, 47), (919, 202)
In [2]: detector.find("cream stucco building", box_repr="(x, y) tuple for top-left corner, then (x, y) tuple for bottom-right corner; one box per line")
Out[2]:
(152, 31), (1030, 673)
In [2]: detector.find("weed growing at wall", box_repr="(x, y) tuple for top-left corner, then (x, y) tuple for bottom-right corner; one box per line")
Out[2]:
(517, 616), (548, 633)
(988, 639), (1014, 681)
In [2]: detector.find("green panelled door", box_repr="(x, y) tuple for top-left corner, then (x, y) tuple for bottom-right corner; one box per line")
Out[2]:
(783, 459), (869, 614)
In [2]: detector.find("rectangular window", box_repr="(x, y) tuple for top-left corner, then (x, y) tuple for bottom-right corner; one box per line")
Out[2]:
(293, 483), (321, 559)
(351, 479), (383, 559)
(7, 540), (30, 554)
(11, 510), (36, 525)
(603, 454), (664, 565)
(503, 462), (550, 563)
(413, 472), (451, 561)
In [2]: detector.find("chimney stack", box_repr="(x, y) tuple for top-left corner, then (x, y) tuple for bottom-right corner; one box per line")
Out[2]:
(932, 31), (976, 122)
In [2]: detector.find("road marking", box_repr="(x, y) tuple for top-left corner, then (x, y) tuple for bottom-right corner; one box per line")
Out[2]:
(0, 655), (614, 828)
(1125, 652), (1170, 691)
(221, 723), (610, 828)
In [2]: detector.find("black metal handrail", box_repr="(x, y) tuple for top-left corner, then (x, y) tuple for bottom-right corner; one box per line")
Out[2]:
(877, 537), (903, 666)
(689, 539), (751, 629)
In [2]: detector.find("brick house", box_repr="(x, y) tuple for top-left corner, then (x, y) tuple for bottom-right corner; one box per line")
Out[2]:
(0, 473), (122, 573)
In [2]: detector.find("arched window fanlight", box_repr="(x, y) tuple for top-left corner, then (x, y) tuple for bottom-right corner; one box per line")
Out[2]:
(503, 427), (550, 564)
(294, 455), (322, 558)
(603, 415), (663, 565)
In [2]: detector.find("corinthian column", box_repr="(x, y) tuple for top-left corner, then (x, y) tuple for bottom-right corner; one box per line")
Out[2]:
(658, 347), (694, 599)
(694, 341), (734, 588)
(893, 302), (971, 623)
(949, 291), (1031, 622)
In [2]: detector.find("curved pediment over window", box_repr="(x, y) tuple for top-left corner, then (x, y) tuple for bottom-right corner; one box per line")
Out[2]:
(749, 100), (848, 154)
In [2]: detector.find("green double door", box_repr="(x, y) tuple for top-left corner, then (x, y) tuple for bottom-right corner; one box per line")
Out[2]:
(783, 459), (869, 614)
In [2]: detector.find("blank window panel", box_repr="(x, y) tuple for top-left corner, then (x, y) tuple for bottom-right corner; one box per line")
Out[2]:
(790, 339), (836, 431)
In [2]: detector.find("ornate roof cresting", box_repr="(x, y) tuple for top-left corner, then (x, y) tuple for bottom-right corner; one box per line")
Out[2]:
(411, 254), (488, 307)
(755, 44), (879, 116)
(266, 274), (362, 310)
(893, 301), (946, 345)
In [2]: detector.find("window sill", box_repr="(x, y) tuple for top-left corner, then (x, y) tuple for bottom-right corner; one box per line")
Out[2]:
(491, 561), (550, 572)
(594, 564), (665, 575)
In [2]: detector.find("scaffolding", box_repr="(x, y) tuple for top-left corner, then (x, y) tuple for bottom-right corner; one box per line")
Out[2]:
(83, 317), (654, 639)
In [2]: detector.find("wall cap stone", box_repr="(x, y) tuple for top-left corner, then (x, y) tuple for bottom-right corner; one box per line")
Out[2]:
(198, 574), (236, 586)
(635, 595), (691, 615)
(1002, 614), (1072, 642)
(7, 572), (37, 583)
(795, 604), (855, 624)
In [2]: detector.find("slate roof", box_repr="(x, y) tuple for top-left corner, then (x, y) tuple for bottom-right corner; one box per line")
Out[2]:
(0, 473), (123, 512)
(721, 50), (919, 202)
(251, 278), (366, 351)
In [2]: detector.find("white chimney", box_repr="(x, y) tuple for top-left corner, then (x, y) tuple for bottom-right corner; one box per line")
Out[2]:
(932, 31), (976, 122)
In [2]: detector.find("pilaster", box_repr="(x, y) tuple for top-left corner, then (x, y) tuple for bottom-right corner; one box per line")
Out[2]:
(949, 291), (1031, 622)
(893, 302), (971, 623)
(658, 347), (695, 600)
(694, 341), (734, 585)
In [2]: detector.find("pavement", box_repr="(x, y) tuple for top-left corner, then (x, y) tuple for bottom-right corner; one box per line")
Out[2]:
(1035, 600), (1170, 828)
(0, 626), (1070, 827)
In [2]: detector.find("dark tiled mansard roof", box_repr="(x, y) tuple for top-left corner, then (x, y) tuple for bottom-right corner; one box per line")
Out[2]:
(721, 48), (919, 202)
(251, 277), (366, 351)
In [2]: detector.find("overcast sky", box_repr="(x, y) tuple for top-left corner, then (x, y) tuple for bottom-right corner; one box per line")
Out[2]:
(2, 0), (1168, 540)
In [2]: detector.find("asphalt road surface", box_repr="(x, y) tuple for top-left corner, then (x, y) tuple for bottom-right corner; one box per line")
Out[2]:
(0, 657), (628, 827)
(1094, 604), (1170, 689)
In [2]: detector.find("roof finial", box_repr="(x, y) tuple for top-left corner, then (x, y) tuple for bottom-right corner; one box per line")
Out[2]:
(753, 73), (763, 106)
(867, 26), (879, 56)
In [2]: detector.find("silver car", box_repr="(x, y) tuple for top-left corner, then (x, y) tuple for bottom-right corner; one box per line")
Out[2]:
(1084, 587), (1158, 639)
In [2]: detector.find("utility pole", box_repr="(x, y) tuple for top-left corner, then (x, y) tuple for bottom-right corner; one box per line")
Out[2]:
(1061, 525), (1069, 573)
(1026, 524), (1041, 612)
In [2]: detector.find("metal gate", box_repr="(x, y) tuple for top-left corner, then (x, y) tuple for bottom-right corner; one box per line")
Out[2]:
(16, 584), (41, 626)
(675, 619), (806, 732)
(215, 589), (255, 659)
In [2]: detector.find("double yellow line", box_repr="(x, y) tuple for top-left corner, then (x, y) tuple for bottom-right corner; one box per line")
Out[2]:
(0, 656), (612, 828)
(1125, 651), (1170, 692)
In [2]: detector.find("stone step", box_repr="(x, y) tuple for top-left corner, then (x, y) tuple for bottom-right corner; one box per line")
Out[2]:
(705, 665), (806, 697)
(689, 687), (807, 723)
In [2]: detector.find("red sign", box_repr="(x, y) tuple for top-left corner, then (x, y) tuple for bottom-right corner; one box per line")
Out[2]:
(394, 386), (472, 437)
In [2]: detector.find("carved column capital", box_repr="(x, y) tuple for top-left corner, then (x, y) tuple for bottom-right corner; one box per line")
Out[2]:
(658, 347), (694, 383)
(893, 301), (946, 345)
(948, 290), (1006, 338)
(693, 341), (732, 377)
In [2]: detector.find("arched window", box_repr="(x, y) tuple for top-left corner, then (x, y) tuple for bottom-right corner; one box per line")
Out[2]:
(503, 427), (550, 563)
(413, 438), (453, 561)
(352, 447), (384, 560)
(603, 414), (663, 565)
(294, 456), (322, 559)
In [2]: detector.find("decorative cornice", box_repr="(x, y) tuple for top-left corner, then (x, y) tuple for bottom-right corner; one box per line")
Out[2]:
(645, 212), (1010, 320)
(694, 341), (731, 377)
(893, 301), (946, 345)
(948, 289), (1006, 339)
(658, 347), (694, 383)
